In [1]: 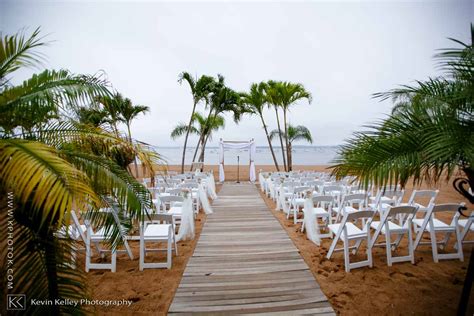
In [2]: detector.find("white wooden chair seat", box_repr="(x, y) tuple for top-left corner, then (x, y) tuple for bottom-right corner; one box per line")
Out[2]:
(57, 224), (86, 240)
(304, 207), (329, 216)
(144, 224), (172, 239)
(413, 218), (456, 232)
(293, 198), (305, 204)
(369, 196), (393, 203)
(370, 221), (407, 234)
(168, 206), (183, 216)
(368, 203), (392, 212)
(400, 202), (429, 211)
(332, 206), (357, 214)
(328, 223), (368, 239)
(458, 219), (474, 231)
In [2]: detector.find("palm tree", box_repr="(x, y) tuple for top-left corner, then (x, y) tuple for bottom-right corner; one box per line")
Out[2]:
(95, 93), (123, 136)
(331, 25), (474, 193)
(264, 80), (287, 171)
(197, 81), (242, 163)
(241, 82), (280, 171)
(178, 72), (215, 173)
(0, 28), (160, 315)
(171, 111), (225, 145)
(269, 124), (313, 171)
(117, 96), (150, 176)
(277, 82), (312, 171)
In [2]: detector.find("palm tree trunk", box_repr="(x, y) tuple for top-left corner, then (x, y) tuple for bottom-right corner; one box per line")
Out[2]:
(283, 109), (291, 171)
(190, 138), (202, 169)
(288, 142), (292, 171)
(181, 101), (197, 173)
(259, 114), (279, 171)
(274, 107), (287, 171)
(198, 110), (218, 163)
(127, 123), (139, 178)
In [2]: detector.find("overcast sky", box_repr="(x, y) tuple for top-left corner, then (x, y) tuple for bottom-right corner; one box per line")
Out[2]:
(1, 0), (472, 147)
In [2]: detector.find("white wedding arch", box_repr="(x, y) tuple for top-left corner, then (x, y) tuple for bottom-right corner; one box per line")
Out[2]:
(218, 139), (256, 183)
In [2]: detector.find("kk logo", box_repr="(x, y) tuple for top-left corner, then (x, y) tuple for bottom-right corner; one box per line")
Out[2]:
(7, 294), (26, 310)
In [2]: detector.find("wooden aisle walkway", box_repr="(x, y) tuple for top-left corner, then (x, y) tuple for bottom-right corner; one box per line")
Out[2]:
(168, 183), (334, 315)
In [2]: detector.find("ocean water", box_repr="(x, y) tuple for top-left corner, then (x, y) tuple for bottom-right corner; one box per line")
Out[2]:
(155, 146), (340, 165)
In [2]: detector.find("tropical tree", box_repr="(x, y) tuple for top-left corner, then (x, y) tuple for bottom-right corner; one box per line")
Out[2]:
(331, 25), (474, 193)
(95, 93), (123, 136)
(264, 80), (287, 171)
(197, 80), (243, 163)
(241, 82), (280, 171)
(117, 96), (150, 176)
(178, 72), (215, 173)
(171, 111), (225, 145)
(270, 124), (313, 171)
(76, 106), (108, 128)
(276, 81), (312, 171)
(0, 28), (160, 315)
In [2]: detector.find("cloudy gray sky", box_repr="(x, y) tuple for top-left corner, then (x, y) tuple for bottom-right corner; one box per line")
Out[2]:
(1, 0), (472, 147)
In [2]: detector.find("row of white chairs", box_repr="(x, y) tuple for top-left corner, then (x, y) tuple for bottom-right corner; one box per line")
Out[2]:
(261, 171), (473, 272)
(57, 172), (215, 272)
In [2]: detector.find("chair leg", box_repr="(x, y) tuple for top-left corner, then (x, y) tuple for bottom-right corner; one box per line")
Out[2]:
(343, 239), (350, 272)
(367, 235), (373, 268)
(85, 240), (91, 272)
(167, 229), (172, 269)
(408, 227), (415, 264)
(139, 234), (144, 271)
(429, 226), (439, 263)
(327, 237), (338, 259)
(456, 228), (464, 262)
(173, 233), (178, 256)
(386, 232), (393, 266)
(111, 251), (117, 273)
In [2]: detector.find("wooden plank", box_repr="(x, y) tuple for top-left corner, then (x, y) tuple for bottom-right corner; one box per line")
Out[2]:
(168, 183), (334, 314)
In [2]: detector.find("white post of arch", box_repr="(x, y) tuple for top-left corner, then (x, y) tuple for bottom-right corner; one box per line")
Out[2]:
(218, 139), (256, 183)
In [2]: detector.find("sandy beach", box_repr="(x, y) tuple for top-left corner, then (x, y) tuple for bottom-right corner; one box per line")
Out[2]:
(85, 165), (474, 315)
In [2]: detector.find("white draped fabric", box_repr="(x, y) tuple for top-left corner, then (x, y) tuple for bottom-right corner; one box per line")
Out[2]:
(176, 196), (195, 242)
(206, 173), (218, 200)
(198, 184), (213, 214)
(218, 140), (256, 182)
(218, 142), (225, 182)
(250, 143), (256, 182)
(303, 197), (321, 245)
(259, 173), (265, 192)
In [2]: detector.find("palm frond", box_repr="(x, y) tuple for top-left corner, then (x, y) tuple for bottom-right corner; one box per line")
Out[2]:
(0, 139), (100, 229)
(0, 27), (48, 84)
(171, 123), (199, 139)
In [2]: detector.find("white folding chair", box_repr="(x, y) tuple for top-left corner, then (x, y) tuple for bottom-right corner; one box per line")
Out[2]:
(413, 203), (465, 262)
(301, 195), (333, 240)
(290, 186), (311, 224)
(55, 211), (88, 268)
(160, 195), (185, 226)
(139, 214), (177, 270)
(83, 206), (135, 272)
(332, 193), (367, 223)
(398, 189), (438, 222)
(458, 211), (474, 245)
(370, 205), (418, 266)
(327, 210), (375, 272)
(368, 189), (404, 215)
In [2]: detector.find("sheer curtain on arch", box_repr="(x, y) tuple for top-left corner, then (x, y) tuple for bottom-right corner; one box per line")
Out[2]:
(218, 139), (256, 183)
